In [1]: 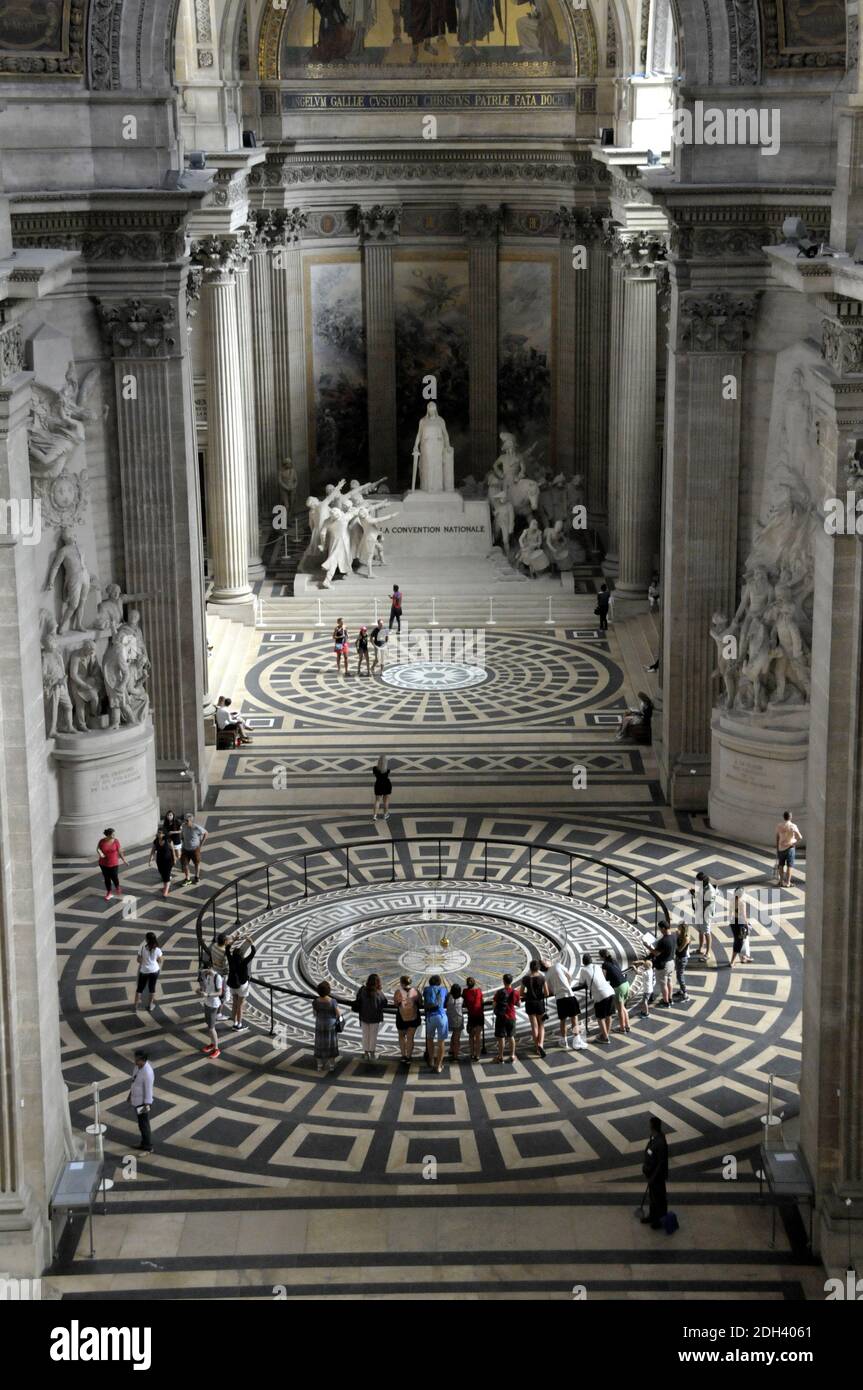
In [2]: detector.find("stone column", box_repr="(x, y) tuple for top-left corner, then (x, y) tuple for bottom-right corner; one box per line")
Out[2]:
(184, 267), (216, 737)
(98, 289), (209, 805)
(233, 231), (263, 577)
(270, 209), (309, 502)
(353, 205), (401, 489)
(587, 216), (611, 524)
(614, 234), (667, 598)
(657, 280), (759, 808)
(603, 235), (626, 574)
(462, 205), (500, 476)
(192, 236), (253, 612)
(250, 215), (278, 516)
(0, 334), (66, 1275)
(555, 210), (578, 478)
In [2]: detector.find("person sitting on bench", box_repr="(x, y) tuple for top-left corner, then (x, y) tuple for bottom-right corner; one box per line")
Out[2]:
(616, 691), (653, 745)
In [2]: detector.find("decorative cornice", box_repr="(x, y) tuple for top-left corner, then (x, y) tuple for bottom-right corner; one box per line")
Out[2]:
(97, 298), (178, 358)
(11, 208), (187, 264)
(668, 203), (831, 261)
(459, 205), (502, 240)
(347, 204), (402, 244)
(677, 290), (761, 352)
(249, 149), (611, 191)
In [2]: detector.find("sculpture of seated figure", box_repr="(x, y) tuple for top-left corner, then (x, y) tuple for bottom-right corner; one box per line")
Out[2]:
(543, 519), (573, 572)
(516, 518), (551, 577)
(68, 640), (104, 731)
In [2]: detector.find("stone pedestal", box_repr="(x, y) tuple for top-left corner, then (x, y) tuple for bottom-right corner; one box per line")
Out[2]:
(709, 708), (808, 847)
(376, 490), (492, 558)
(52, 723), (160, 857)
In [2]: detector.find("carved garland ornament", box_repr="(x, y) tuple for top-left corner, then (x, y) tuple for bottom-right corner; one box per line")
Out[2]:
(677, 290), (760, 352)
(97, 299), (178, 357)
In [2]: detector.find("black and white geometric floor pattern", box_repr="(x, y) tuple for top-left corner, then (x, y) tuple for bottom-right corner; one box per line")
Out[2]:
(55, 812), (803, 1191)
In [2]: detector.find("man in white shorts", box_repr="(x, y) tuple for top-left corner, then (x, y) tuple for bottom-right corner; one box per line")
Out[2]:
(543, 956), (585, 1048)
(774, 810), (803, 887)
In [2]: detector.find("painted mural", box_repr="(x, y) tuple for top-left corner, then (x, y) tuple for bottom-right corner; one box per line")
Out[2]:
(280, 0), (573, 70)
(307, 256), (369, 485)
(498, 255), (554, 468)
(394, 255), (469, 487)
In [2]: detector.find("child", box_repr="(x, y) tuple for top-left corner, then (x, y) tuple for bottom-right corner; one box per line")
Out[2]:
(446, 983), (464, 1060)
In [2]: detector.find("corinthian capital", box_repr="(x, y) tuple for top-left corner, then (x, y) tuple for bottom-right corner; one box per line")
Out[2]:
(347, 204), (402, 243)
(97, 298), (178, 358)
(270, 207), (309, 248)
(677, 290), (761, 353)
(610, 227), (669, 274)
(189, 234), (245, 278)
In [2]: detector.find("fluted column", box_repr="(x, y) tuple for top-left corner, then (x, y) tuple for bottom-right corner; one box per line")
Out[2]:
(234, 236), (263, 577)
(615, 244), (665, 598)
(556, 210), (578, 477)
(603, 241), (625, 574)
(462, 206), (500, 475)
(98, 288), (209, 802)
(353, 205), (400, 489)
(250, 217), (278, 516)
(658, 280), (760, 808)
(270, 209), (308, 501)
(192, 237), (253, 608)
(587, 218), (611, 523)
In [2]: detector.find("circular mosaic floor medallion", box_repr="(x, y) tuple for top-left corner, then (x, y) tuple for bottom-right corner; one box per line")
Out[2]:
(380, 661), (489, 691)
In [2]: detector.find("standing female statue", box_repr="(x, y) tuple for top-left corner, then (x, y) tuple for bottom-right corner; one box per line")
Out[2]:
(412, 403), (453, 492)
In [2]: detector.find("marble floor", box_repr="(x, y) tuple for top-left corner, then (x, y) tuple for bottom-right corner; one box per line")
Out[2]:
(49, 612), (814, 1299)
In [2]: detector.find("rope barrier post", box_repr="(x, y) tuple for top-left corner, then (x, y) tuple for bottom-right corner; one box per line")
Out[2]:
(316, 597), (323, 627)
(294, 515), (299, 543)
(303, 854), (309, 899)
(345, 846), (351, 891)
(487, 595), (496, 626)
(528, 844), (533, 888)
(211, 901), (216, 944)
(544, 594), (554, 625)
(635, 881), (639, 931)
(484, 841), (488, 883)
(269, 986), (275, 1038)
(605, 865), (609, 908)
(438, 838), (442, 881)
(430, 595), (439, 627)
(391, 837), (396, 882)
(266, 866), (271, 910)
(569, 855), (573, 897)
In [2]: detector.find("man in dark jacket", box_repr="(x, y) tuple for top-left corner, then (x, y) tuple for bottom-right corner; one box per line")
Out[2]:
(642, 1115), (669, 1229)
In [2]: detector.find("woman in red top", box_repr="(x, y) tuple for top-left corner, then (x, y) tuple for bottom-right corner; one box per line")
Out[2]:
(97, 827), (128, 900)
(463, 976), (484, 1061)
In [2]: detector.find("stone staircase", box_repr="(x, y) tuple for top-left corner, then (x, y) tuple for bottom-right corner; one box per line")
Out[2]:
(205, 612), (258, 737)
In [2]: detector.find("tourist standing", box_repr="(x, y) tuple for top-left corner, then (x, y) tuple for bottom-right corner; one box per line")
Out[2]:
(521, 959), (548, 1058)
(161, 809), (183, 851)
(313, 981), (341, 1074)
(147, 828), (176, 897)
(491, 973), (520, 1064)
(372, 754), (392, 821)
(97, 828), (128, 901)
(729, 888), (752, 966)
(648, 573), (660, 613)
(446, 983), (464, 1060)
(774, 810), (803, 887)
(333, 618), (350, 676)
(595, 582), (611, 634)
(227, 935), (256, 1031)
(355, 973), (387, 1060)
(180, 814), (208, 886)
(638, 933), (656, 1017)
(692, 871), (717, 963)
(422, 974), (449, 1073)
(674, 919), (690, 1001)
(641, 1115), (669, 1230)
(651, 923), (676, 1007)
(463, 976), (484, 1060)
(356, 625), (371, 676)
(575, 953), (615, 1044)
(371, 618), (388, 672)
(128, 1050), (155, 1154)
(198, 962), (223, 1058)
(134, 933), (162, 1012)
(209, 932), (232, 1017)
(393, 975), (420, 1065)
(544, 956), (583, 1049)
(599, 950), (630, 1034)
(389, 584), (403, 633)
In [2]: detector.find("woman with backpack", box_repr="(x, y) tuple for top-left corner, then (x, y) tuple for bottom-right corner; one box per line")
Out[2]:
(134, 933), (163, 1012)
(393, 975), (420, 1065)
(492, 973), (520, 1064)
(354, 973), (387, 1060)
(521, 960), (548, 1058)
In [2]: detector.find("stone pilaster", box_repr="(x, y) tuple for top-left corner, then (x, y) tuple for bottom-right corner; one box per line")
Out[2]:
(352, 204), (401, 489)
(0, 356), (66, 1275)
(587, 217), (611, 523)
(250, 215), (278, 517)
(462, 205), (500, 477)
(657, 280), (760, 808)
(190, 236), (253, 612)
(233, 230), (263, 577)
(614, 232), (668, 598)
(270, 209), (309, 503)
(98, 291), (209, 803)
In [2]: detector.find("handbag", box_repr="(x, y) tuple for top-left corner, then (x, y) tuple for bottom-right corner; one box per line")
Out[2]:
(335, 1012), (344, 1033)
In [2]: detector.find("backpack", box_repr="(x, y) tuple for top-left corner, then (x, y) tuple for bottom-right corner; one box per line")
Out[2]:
(662, 1211), (679, 1236)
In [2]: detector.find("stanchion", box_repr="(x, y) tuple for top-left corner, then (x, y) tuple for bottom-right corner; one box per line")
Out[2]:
(294, 516), (300, 543)
(544, 595), (554, 626)
(430, 596), (439, 626)
(487, 595), (496, 625)
(755, 1072), (782, 1181)
(315, 598), (323, 627)
(86, 1082), (113, 1196)
(284, 531), (290, 561)
(374, 596), (379, 623)
(85, 1080), (107, 1138)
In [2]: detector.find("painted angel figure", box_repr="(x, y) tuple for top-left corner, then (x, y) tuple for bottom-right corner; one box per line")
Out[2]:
(29, 363), (100, 479)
